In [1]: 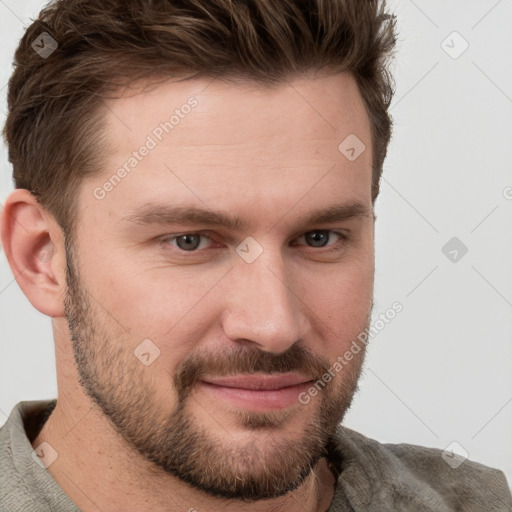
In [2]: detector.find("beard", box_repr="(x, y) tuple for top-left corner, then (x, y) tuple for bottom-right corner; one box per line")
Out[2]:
(63, 234), (368, 501)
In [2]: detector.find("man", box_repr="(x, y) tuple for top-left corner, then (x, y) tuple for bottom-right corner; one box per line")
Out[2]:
(0, 0), (510, 510)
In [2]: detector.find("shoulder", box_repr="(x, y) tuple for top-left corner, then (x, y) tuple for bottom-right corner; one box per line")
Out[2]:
(329, 426), (512, 511)
(0, 400), (63, 512)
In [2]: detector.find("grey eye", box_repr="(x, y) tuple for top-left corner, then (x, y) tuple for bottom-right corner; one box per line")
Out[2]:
(304, 231), (331, 248)
(175, 234), (203, 251)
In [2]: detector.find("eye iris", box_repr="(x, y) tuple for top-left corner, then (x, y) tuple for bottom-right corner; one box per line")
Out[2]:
(176, 234), (201, 251)
(305, 231), (329, 247)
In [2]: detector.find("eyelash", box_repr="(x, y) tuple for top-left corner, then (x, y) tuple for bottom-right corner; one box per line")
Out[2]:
(160, 230), (349, 254)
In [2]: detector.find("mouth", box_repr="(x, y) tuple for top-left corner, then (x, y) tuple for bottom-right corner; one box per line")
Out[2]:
(198, 373), (315, 412)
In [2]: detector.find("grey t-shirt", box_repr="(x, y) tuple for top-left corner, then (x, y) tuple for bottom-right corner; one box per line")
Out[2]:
(1, 400), (511, 511)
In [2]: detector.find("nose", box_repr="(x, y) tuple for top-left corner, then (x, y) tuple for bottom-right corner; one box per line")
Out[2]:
(220, 247), (311, 354)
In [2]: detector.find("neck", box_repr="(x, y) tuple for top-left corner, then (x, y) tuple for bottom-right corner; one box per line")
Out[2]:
(31, 395), (336, 512)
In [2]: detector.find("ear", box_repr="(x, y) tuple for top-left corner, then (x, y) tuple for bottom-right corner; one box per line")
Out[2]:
(1, 189), (67, 318)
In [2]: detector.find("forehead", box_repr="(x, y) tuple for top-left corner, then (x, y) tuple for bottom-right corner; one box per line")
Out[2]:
(104, 72), (371, 147)
(79, 73), (373, 228)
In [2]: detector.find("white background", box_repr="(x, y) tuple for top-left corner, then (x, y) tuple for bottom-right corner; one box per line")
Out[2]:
(1, 0), (511, 492)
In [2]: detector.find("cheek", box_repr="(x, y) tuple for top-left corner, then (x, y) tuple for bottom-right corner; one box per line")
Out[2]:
(84, 258), (227, 373)
(299, 259), (374, 352)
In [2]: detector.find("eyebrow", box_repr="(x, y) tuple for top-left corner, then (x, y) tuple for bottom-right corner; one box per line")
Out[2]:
(123, 201), (372, 232)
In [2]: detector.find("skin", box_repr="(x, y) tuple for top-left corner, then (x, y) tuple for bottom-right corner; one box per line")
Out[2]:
(1, 72), (375, 512)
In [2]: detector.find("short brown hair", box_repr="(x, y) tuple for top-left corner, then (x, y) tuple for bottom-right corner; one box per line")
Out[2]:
(4, 0), (396, 236)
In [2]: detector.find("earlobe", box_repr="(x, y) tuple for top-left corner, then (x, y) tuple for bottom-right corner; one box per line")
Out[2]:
(0, 189), (66, 318)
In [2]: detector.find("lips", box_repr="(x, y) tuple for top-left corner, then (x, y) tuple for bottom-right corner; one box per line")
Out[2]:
(198, 373), (315, 411)
(201, 373), (312, 390)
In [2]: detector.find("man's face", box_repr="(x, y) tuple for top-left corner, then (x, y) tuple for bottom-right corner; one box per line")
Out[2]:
(65, 73), (375, 500)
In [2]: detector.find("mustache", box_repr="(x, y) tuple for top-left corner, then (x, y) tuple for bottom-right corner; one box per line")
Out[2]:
(173, 344), (332, 401)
